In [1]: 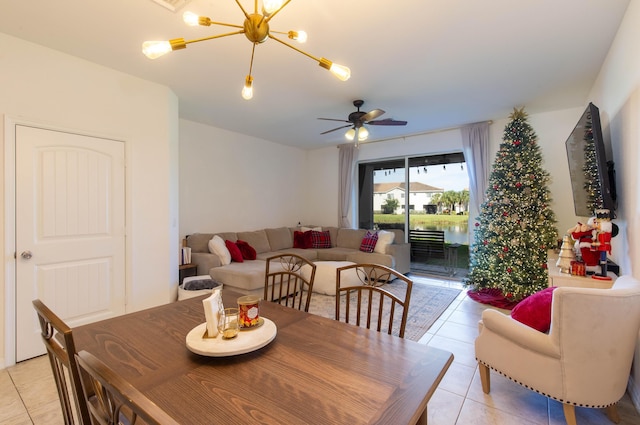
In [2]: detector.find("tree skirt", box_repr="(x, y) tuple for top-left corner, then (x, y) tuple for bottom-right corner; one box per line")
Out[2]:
(466, 288), (519, 310)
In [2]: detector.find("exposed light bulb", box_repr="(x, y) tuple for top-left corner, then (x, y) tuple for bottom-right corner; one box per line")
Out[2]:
(330, 63), (350, 81)
(142, 38), (186, 59)
(319, 58), (351, 81)
(183, 11), (200, 26)
(288, 30), (307, 43)
(142, 41), (172, 59)
(241, 75), (254, 100)
(263, 0), (284, 15)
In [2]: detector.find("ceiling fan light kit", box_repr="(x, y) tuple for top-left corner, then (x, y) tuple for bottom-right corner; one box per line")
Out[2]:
(142, 0), (350, 99)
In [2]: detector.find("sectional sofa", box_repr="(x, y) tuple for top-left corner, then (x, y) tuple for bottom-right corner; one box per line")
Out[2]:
(185, 226), (410, 296)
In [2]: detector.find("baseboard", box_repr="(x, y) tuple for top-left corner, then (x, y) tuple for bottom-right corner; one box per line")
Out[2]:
(628, 375), (640, 413)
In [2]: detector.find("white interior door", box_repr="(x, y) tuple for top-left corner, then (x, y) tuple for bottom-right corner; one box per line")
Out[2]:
(15, 125), (126, 361)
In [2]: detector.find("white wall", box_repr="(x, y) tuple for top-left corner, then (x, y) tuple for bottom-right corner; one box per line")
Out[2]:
(0, 33), (179, 366)
(587, 0), (640, 408)
(178, 119), (309, 236)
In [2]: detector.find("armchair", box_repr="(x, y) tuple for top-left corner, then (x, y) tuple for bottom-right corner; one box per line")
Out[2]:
(475, 275), (640, 425)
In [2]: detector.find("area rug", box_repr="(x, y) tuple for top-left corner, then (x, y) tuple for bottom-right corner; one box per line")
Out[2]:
(307, 283), (461, 342)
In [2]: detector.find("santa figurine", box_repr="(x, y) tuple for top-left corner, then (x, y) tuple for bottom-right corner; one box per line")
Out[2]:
(569, 221), (599, 273)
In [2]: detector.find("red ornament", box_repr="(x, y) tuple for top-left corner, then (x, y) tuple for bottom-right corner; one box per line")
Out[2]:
(515, 182), (522, 188)
(542, 263), (548, 269)
(503, 246), (509, 252)
(507, 267), (513, 273)
(503, 211), (508, 217)
(514, 140), (521, 146)
(483, 240), (488, 245)
(475, 222), (480, 227)
(493, 184), (499, 190)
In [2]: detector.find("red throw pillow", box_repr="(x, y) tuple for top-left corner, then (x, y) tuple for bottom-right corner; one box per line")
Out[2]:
(235, 240), (257, 260)
(225, 240), (244, 263)
(510, 287), (557, 332)
(311, 230), (331, 249)
(293, 230), (313, 249)
(359, 231), (378, 253)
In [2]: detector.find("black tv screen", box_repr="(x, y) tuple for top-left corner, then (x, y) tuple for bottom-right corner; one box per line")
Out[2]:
(565, 102), (616, 217)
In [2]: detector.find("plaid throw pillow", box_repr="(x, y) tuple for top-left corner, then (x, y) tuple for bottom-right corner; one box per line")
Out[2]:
(359, 231), (379, 253)
(311, 230), (332, 249)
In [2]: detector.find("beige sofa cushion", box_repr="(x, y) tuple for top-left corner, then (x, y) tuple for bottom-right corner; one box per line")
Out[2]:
(187, 232), (238, 253)
(265, 227), (293, 251)
(209, 260), (267, 292)
(336, 228), (367, 250)
(236, 230), (271, 254)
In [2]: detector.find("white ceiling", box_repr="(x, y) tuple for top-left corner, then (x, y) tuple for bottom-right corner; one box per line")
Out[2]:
(0, 0), (630, 149)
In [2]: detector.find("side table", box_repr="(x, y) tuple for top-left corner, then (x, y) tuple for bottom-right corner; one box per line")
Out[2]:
(445, 244), (461, 277)
(179, 263), (198, 284)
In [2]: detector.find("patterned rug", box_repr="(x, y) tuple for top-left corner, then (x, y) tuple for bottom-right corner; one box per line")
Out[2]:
(307, 283), (461, 341)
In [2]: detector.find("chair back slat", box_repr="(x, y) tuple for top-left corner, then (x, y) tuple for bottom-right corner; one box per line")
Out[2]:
(32, 299), (92, 425)
(264, 254), (316, 312)
(76, 350), (180, 425)
(335, 264), (413, 338)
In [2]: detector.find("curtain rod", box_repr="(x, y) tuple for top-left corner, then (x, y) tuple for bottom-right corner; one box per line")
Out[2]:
(337, 120), (493, 148)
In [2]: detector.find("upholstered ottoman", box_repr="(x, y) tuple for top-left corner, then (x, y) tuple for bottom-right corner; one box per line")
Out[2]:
(301, 261), (361, 295)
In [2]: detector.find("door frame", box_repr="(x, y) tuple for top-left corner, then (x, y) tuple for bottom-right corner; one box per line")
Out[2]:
(3, 115), (129, 366)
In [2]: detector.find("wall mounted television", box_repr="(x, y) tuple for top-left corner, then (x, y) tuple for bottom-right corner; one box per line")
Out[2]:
(565, 102), (616, 218)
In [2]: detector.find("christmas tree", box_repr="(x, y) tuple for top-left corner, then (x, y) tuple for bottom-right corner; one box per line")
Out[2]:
(581, 112), (604, 213)
(465, 108), (557, 301)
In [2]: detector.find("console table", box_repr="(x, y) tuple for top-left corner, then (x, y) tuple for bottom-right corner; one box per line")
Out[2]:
(547, 251), (616, 289)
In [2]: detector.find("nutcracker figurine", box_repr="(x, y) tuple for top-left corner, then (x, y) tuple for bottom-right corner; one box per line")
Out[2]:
(590, 209), (616, 280)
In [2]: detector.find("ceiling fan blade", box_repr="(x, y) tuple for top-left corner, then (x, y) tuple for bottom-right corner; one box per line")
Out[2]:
(317, 118), (350, 123)
(361, 108), (385, 122)
(320, 124), (352, 135)
(367, 118), (408, 126)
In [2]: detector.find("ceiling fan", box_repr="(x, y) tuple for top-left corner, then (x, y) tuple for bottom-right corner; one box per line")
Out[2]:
(318, 99), (408, 144)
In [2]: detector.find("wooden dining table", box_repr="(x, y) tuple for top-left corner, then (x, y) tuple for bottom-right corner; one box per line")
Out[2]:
(73, 289), (454, 425)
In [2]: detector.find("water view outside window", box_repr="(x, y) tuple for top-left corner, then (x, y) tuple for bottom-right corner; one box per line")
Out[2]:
(359, 154), (469, 246)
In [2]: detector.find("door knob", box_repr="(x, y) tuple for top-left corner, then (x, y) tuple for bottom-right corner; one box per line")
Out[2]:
(21, 251), (33, 260)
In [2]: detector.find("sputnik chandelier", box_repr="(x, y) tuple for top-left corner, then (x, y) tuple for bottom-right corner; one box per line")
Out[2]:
(142, 0), (351, 100)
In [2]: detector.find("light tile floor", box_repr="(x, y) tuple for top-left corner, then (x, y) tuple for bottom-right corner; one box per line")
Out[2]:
(2, 274), (639, 425)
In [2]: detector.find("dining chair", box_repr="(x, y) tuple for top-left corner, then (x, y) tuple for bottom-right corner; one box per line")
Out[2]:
(32, 299), (91, 425)
(264, 253), (316, 312)
(335, 263), (413, 338)
(75, 350), (180, 425)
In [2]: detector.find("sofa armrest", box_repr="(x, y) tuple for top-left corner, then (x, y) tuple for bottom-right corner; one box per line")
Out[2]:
(386, 243), (411, 275)
(480, 309), (560, 358)
(191, 252), (221, 276)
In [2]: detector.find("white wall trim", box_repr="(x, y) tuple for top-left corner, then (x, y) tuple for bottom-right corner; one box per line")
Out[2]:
(3, 115), (18, 367)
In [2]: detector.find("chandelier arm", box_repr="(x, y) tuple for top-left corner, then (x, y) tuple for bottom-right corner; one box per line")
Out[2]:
(184, 30), (245, 45)
(248, 43), (257, 76)
(234, 0), (251, 20)
(268, 34), (319, 62)
(205, 21), (245, 29)
(264, 0), (292, 23)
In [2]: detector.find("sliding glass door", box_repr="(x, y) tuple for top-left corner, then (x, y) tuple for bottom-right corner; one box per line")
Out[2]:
(358, 153), (469, 245)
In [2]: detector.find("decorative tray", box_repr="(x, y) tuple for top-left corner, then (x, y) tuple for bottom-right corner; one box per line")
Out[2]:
(185, 317), (277, 357)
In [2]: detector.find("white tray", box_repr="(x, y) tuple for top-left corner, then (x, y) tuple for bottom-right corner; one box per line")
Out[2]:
(185, 317), (277, 357)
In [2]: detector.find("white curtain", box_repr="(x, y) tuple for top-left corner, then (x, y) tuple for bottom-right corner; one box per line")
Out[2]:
(338, 144), (357, 228)
(461, 122), (490, 237)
